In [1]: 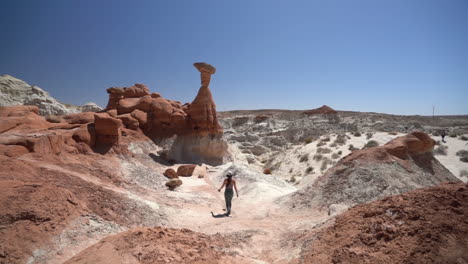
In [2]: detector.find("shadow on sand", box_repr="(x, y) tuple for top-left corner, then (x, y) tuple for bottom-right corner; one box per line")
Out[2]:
(211, 211), (230, 218)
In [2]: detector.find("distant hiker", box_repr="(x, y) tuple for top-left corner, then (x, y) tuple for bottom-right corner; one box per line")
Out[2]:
(441, 130), (446, 143)
(218, 172), (239, 216)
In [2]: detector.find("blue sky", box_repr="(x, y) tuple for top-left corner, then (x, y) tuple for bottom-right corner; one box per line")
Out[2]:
(1, 0), (467, 115)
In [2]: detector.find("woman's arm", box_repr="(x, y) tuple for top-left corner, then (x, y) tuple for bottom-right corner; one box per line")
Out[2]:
(234, 180), (239, 197)
(218, 180), (226, 192)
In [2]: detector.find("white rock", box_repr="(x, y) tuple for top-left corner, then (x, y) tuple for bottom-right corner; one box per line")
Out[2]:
(0, 74), (101, 116)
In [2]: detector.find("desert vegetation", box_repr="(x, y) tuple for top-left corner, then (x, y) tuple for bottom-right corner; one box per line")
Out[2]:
(456, 150), (468, 163)
(363, 140), (379, 149)
(434, 145), (448, 156)
(316, 147), (332, 154)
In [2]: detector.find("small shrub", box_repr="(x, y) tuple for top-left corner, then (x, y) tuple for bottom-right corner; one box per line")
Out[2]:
(289, 168), (293, 173)
(331, 152), (340, 159)
(353, 132), (362, 137)
(304, 138), (313, 144)
(320, 158), (331, 172)
(338, 150), (342, 155)
(299, 154), (309, 163)
(449, 132), (458, 138)
(363, 140), (379, 149)
(317, 147), (332, 154)
(435, 140), (441, 146)
(460, 170), (468, 178)
(305, 167), (314, 174)
(348, 144), (358, 151)
(460, 135), (468, 141)
(330, 142), (337, 148)
(317, 141), (326, 147)
(433, 145), (448, 156)
(313, 154), (323, 161)
(432, 131), (440, 137)
(366, 132), (373, 140)
(388, 131), (398, 135)
(263, 168), (272, 174)
(334, 134), (347, 146)
(456, 150), (468, 163)
(289, 176), (296, 183)
(321, 136), (331, 142)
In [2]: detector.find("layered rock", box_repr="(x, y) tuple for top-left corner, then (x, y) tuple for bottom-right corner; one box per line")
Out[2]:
(101, 62), (227, 165)
(0, 74), (102, 115)
(285, 132), (461, 210)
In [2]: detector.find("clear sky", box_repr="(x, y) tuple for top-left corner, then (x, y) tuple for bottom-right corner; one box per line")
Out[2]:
(1, 0), (467, 115)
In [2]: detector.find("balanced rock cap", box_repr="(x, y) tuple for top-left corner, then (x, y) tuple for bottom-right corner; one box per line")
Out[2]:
(194, 62), (216, 74)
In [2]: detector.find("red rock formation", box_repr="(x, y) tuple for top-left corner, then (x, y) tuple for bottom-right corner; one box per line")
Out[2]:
(122, 83), (150, 98)
(163, 168), (178, 179)
(177, 165), (197, 176)
(303, 105), (338, 115)
(102, 62), (223, 140)
(94, 113), (123, 146)
(62, 112), (95, 124)
(186, 63), (222, 136)
(344, 131), (435, 164)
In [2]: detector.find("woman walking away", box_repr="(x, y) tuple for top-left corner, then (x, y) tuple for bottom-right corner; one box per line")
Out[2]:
(218, 172), (239, 216)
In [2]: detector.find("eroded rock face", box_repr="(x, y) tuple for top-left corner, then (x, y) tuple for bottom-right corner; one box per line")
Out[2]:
(285, 132), (460, 210)
(94, 113), (123, 146)
(99, 62), (227, 165)
(296, 183), (468, 264)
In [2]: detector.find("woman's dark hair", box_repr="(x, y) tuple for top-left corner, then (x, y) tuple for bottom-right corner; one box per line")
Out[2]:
(226, 172), (233, 186)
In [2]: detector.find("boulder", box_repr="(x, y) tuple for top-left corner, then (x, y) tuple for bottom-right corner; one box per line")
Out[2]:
(72, 124), (96, 147)
(123, 83), (150, 98)
(116, 114), (139, 130)
(45, 115), (62, 123)
(177, 165), (197, 177)
(117, 96), (153, 114)
(81, 102), (102, 112)
(163, 168), (178, 179)
(94, 113), (122, 145)
(165, 178), (183, 190)
(105, 87), (124, 110)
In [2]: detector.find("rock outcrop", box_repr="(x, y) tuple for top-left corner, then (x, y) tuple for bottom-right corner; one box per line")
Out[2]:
(102, 62), (227, 165)
(177, 164), (197, 177)
(303, 105), (338, 115)
(0, 74), (102, 116)
(295, 182), (468, 264)
(285, 132), (461, 210)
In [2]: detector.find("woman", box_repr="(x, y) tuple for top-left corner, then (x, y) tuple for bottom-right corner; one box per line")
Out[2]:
(218, 172), (239, 216)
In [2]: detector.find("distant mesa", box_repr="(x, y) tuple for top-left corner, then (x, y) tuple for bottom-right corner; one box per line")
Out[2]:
(303, 105), (338, 115)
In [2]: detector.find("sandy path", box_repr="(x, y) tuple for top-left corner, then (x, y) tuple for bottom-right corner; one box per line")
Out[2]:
(165, 166), (327, 263)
